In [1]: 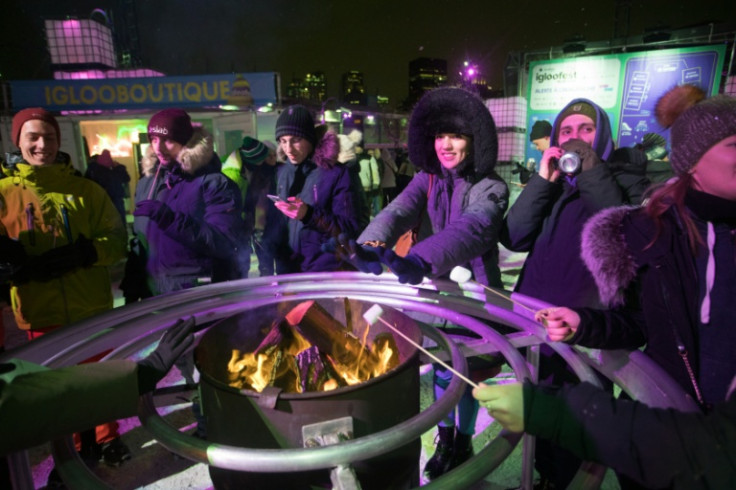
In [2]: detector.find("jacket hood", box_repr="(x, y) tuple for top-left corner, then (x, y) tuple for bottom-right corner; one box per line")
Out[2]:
(142, 126), (217, 177)
(177, 126), (216, 174)
(408, 87), (498, 176)
(580, 206), (639, 307)
(551, 98), (615, 162)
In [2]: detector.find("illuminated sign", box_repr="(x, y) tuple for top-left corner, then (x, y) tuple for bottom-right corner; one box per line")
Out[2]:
(10, 73), (277, 111)
(525, 44), (726, 162)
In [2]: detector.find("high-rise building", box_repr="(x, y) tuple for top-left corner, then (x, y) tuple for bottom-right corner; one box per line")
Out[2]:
(342, 70), (367, 106)
(285, 71), (327, 103)
(407, 57), (447, 106)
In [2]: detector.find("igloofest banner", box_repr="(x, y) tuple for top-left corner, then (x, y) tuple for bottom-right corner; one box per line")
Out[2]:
(10, 72), (278, 111)
(524, 44), (726, 163)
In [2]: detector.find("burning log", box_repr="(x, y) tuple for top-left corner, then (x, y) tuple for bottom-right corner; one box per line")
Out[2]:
(285, 300), (380, 367)
(227, 300), (400, 393)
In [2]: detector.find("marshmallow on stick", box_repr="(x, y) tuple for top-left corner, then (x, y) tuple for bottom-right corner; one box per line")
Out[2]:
(363, 304), (479, 388)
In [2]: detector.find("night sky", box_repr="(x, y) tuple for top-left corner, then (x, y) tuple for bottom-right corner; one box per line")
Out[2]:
(2, 0), (734, 104)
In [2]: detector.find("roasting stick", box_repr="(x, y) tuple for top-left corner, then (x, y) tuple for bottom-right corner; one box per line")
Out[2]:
(449, 266), (537, 315)
(363, 304), (479, 389)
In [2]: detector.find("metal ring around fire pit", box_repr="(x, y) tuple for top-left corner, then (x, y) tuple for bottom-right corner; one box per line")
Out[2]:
(2, 272), (698, 490)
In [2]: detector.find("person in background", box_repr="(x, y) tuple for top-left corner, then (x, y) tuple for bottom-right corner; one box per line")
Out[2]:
(533, 86), (736, 490)
(0, 107), (129, 468)
(127, 108), (248, 296)
(222, 136), (279, 277)
(501, 98), (650, 489)
(84, 149), (131, 227)
(266, 105), (367, 273)
(357, 144), (383, 216)
(379, 148), (399, 205)
(472, 375), (736, 490)
(336, 87), (509, 480)
(636, 132), (674, 184)
(529, 119), (552, 152)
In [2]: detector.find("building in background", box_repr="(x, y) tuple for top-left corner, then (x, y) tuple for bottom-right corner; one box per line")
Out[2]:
(342, 70), (367, 106)
(407, 57), (447, 107)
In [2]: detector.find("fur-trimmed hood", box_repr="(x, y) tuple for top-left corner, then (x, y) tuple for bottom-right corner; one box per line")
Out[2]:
(408, 87), (498, 177)
(580, 206), (639, 307)
(141, 126), (216, 177)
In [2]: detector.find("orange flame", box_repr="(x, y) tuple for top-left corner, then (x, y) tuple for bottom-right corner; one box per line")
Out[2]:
(227, 321), (398, 393)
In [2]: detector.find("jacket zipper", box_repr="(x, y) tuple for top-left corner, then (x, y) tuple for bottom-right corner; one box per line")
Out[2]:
(25, 203), (35, 245)
(658, 263), (705, 407)
(60, 204), (73, 243)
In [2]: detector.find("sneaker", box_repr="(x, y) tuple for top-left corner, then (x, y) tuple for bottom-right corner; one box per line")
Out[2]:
(99, 438), (132, 467)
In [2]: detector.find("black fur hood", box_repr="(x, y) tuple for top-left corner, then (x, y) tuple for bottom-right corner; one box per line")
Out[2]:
(407, 87), (498, 177)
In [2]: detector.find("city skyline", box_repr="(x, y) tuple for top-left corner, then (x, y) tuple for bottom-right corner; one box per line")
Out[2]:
(2, 1), (734, 105)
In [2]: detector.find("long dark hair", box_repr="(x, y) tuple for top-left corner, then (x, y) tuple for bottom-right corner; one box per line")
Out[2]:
(643, 174), (702, 253)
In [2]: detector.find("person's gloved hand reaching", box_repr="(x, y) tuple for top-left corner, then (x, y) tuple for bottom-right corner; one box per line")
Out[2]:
(321, 233), (384, 275)
(380, 250), (430, 285)
(133, 200), (176, 228)
(137, 317), (196, 394)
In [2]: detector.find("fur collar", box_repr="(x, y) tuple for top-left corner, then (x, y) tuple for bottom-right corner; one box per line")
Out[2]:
(580, 206), (639, 307)
(141, 126), (215, 177)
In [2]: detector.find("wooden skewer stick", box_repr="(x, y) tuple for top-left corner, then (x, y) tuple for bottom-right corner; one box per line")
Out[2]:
(363, 305), (479, 389)
(449, 266), (537, 314)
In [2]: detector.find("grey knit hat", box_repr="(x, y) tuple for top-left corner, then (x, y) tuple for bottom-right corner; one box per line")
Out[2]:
(655, 85), (736, 176)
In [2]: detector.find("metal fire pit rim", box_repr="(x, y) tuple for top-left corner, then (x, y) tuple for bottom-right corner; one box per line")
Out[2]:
(138, 321), (473, 473)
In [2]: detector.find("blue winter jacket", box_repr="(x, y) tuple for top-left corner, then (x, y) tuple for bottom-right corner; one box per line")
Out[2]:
(132, 128), (248, 294)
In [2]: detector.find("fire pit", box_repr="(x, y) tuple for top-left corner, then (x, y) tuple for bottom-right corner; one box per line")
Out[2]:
(195, 298), (423, 489)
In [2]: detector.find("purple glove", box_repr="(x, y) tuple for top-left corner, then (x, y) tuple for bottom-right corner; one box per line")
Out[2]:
(134, 200), (175, 228)
(381, 250), (430, 285)
(321, 233), (384, 275)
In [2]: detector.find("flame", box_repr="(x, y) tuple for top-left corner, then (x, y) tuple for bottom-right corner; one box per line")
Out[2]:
(227, 320), (399, 393)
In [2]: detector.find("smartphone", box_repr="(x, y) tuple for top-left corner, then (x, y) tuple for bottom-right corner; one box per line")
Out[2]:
(267, 194), (283, 203)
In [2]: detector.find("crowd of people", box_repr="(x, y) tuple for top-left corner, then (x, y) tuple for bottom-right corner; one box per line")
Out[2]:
(1, 82), (735, 489)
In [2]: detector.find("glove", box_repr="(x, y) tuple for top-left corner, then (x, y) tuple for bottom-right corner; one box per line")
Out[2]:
(134, 200), (175, 228)
(381, 250), (430, 285)
(27, 234), (98, 282)
(561, 139), (602, 173)
(0, 236), (27, 282)
(137, 317), (196, 394)
(321, 233), (384, 275)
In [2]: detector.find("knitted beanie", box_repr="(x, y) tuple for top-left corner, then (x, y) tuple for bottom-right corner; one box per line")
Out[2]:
(148, 108), (194, 145)
(239, 136), (268, 165)
(655, 85), (736, 176)
(529, 120), (552, 141)
(555, 101), (598, 137)
(11, 107), (60, 146)
(275, 105), (316, 146)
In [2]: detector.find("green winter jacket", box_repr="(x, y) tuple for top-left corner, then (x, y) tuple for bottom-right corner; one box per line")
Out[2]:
(0, 157), (127, 330)
(0, 359), (139, 454)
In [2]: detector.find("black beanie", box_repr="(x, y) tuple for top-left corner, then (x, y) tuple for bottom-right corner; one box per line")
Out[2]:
(275, 105), (317, 146)
(529, 120), (552, 141)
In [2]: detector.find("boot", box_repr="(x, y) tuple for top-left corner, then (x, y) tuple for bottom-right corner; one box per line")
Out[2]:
(448, 431), (474, 470)
(423, 425), (455, 481)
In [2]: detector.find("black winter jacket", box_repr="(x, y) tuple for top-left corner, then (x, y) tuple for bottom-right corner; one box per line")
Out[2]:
(572, 203), (734, 406)
(524, 378), (736, 490)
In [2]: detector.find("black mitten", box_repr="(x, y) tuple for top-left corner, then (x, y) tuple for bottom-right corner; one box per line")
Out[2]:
(30, 234), (97, 281)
